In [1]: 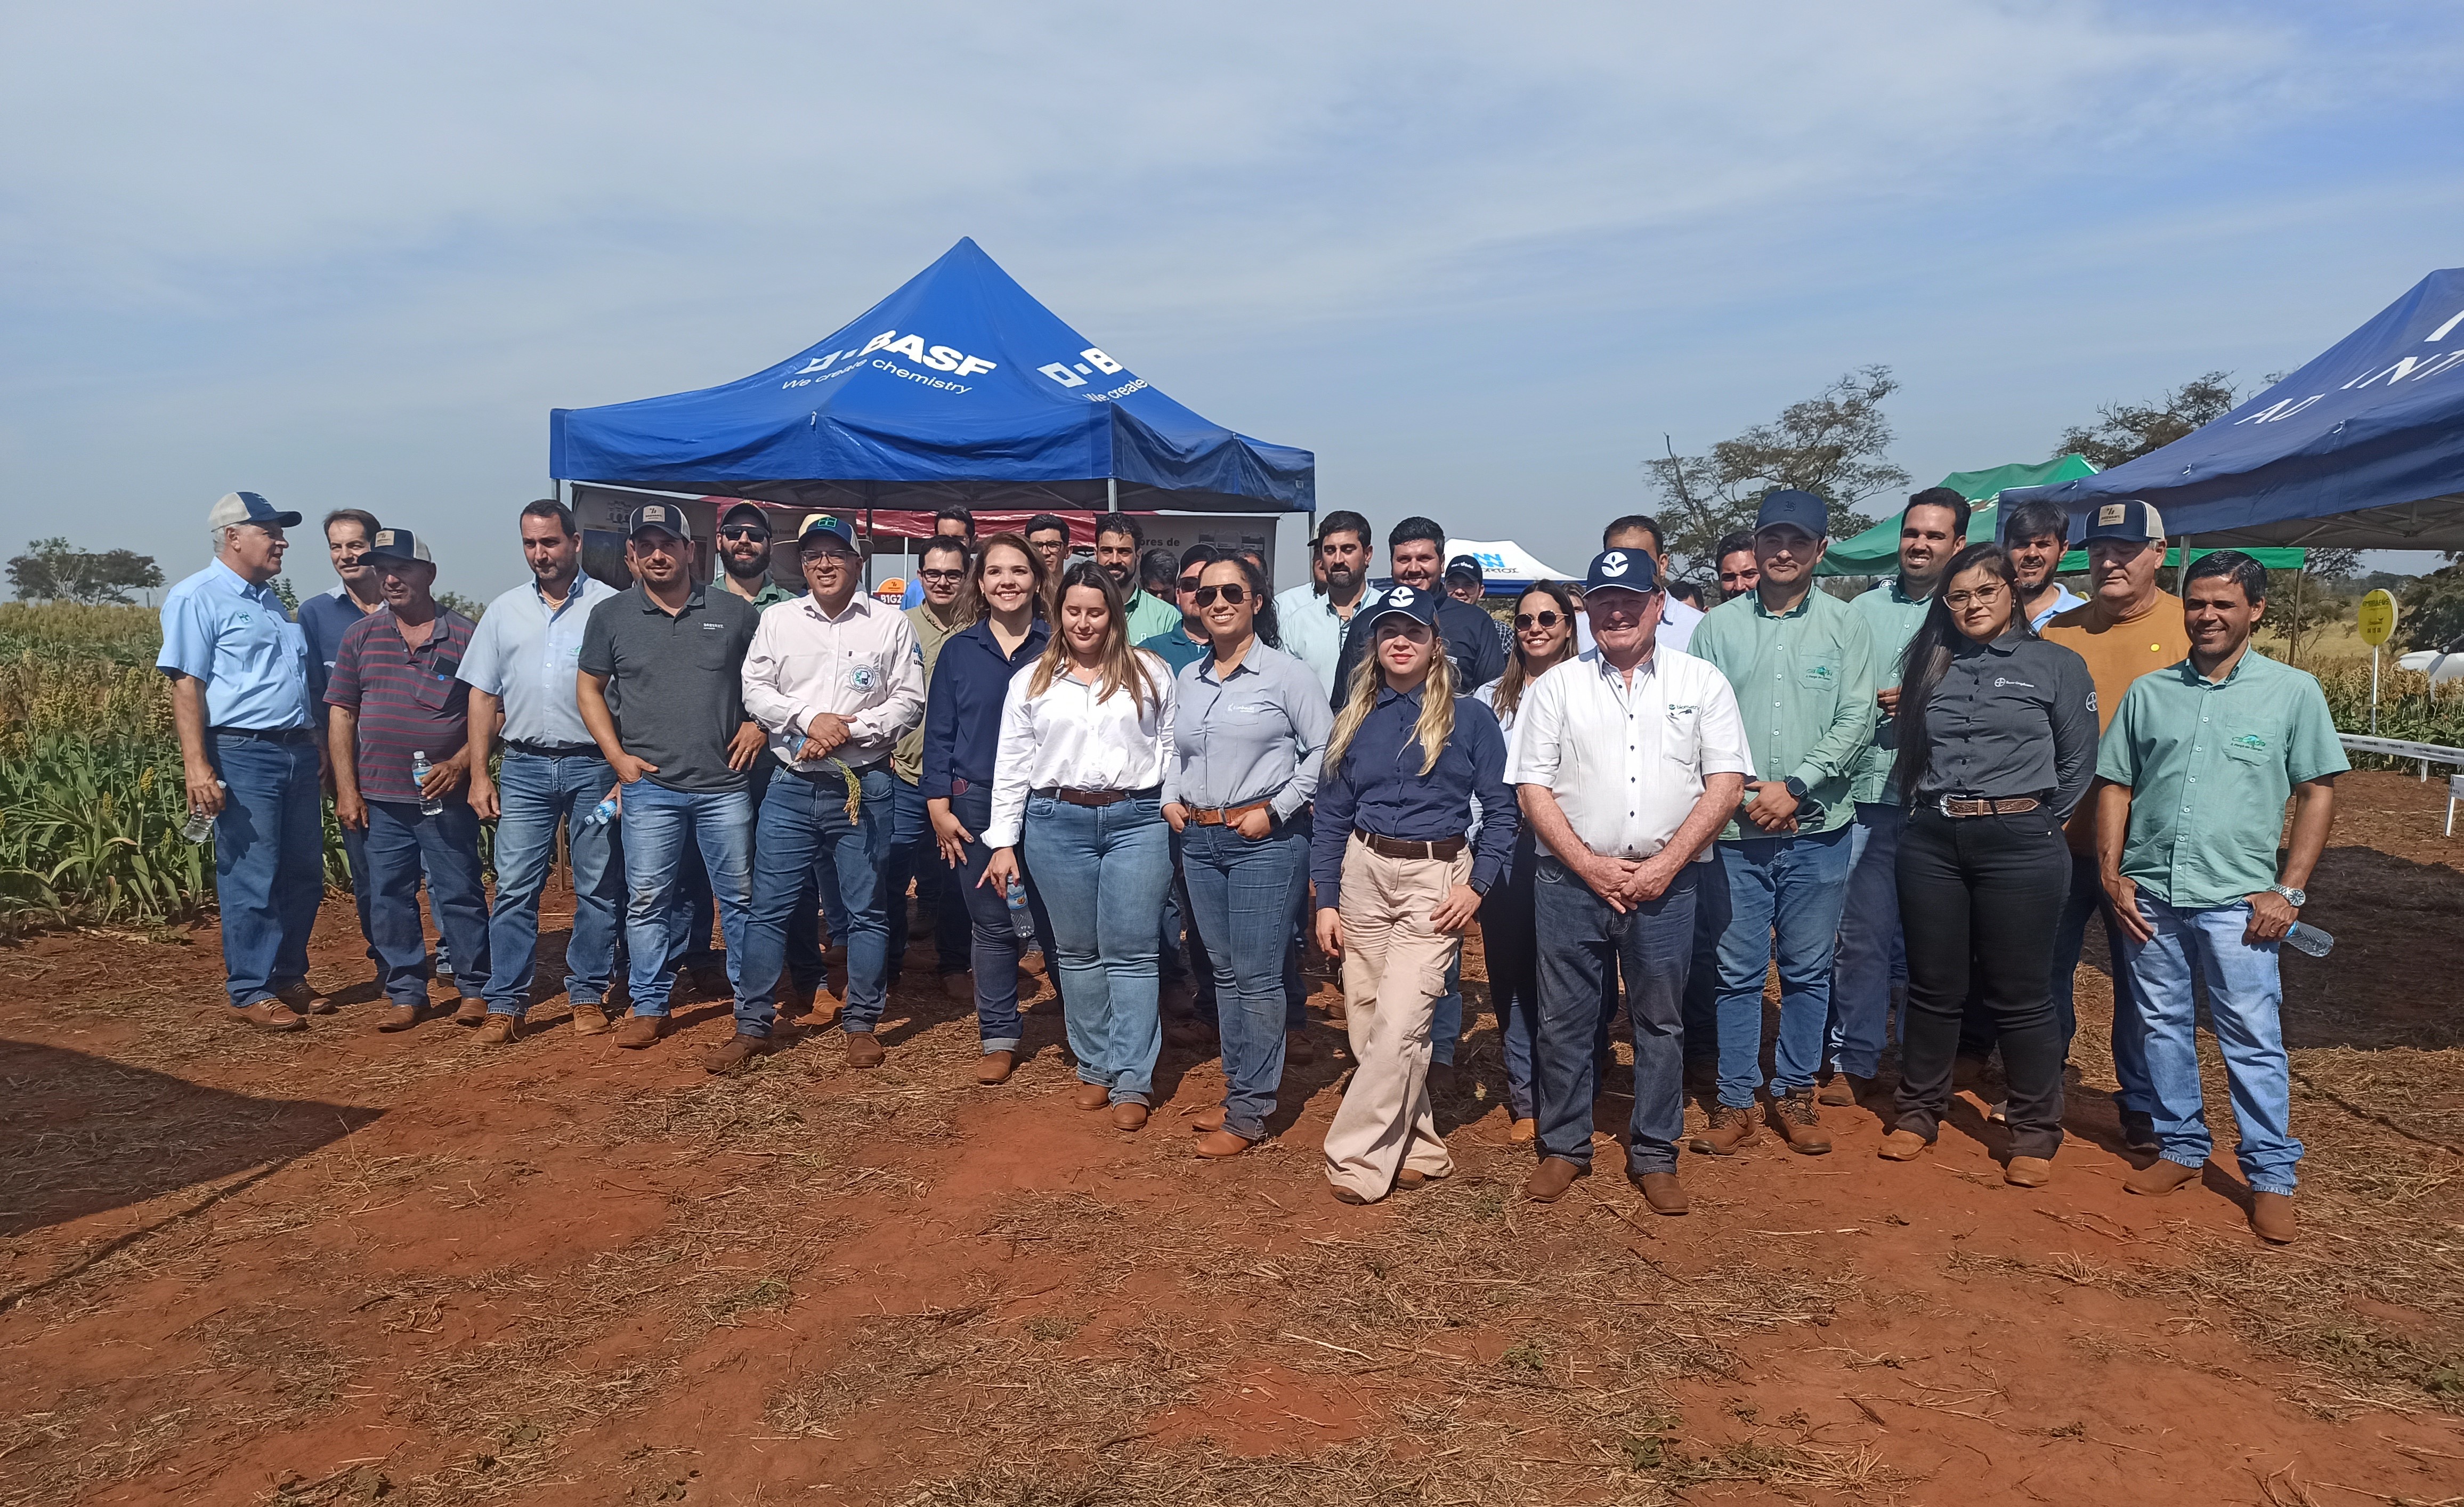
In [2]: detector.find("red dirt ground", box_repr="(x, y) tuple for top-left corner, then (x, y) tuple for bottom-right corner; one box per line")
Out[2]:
(3, 771), (2460, 1505)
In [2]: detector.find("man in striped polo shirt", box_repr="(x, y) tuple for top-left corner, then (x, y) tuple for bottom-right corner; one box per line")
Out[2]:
(327, 528), (493, 1032)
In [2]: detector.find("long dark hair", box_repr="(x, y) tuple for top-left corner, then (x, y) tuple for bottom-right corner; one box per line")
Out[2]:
(1488, 580), (1580, 722)
(1891, 543), (2031, 804)
(959, 532), (1047, 625)
(1029, 559), (1164, 711)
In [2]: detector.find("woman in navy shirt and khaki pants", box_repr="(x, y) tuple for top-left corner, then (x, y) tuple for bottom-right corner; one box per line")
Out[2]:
(1312, 586), (1516, 1204)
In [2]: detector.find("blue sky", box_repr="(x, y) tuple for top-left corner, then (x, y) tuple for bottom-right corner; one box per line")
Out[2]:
(5, 1), (2461, 599)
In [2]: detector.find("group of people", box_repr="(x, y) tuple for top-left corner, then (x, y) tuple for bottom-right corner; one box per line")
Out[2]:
(159, 480), (2342, 1243)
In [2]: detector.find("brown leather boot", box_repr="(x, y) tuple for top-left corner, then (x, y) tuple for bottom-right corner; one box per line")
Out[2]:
(452, 996), (490, 1027)
(702, 1033), (770, 1074)
(1189, 1105), (1228, 1133)
(1816, 1072), (1857, 1107)
(570, 1001), (611, 1036)
(233, 999), (308, 1032)
(975, 1050), (1016, 1085)
(843, 1032), (885, 1068)
(1690, 1102), (1758, 1155)
(611, 1013), (663, 1049)
(376, 1002), (424, 1033)
(276, 980), (335, 1015)
(2250, 1191), (2297, 1244)
(1635, 1171), (1689, 1215)
(2126, 1159), (2201, 1197)
(2005, 1155), (2053, 1188)
(1877, 1129), (1931, 1161)
(1195, 1128), (1254, 1158)
(1111, 1101), (1149, 1132)
(473, 1014), (520, 1046)
(1284, 1031), (1315, 1067)
(1072, 1083), (1113, 1112)
(1768, 1090), (1833, 1156)
(1523, 1156), (1587, 1203)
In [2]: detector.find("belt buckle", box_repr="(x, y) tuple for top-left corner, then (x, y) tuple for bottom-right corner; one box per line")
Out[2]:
(1936, 794), (1959, 819)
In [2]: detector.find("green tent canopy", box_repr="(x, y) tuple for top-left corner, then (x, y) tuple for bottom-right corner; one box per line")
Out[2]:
(1814, 453), (2305, 576)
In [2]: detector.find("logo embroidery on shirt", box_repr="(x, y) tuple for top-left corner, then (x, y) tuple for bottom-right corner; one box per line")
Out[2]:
(2231, 733), (2268, 750)
(1992, 677), (2035, 689)
(1805, 664), (1833, 680)
(848, 663), (878, 692)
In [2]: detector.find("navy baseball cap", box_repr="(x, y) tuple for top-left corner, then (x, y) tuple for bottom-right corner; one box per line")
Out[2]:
(627, 502), (694, 541)
(1365, 582), (1440, 630)
(1755, 489), (1830, 539)
(1583, 548), (1659, 595)
(1444, 553), (1485, 586)
(797, 512), (858, 552)
(366, 528), (433, 567)
(2080, 498), (2166, 545)
(207, 490), (302, 530)
(718, 502), (772, 533)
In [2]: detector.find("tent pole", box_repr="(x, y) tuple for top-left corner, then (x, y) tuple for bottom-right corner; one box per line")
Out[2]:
(1107, 477), (1117, 513)
(2178, 535), (2192, 600)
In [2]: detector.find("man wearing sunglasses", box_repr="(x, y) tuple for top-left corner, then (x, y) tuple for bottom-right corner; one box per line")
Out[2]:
(715, 503), (798, 608)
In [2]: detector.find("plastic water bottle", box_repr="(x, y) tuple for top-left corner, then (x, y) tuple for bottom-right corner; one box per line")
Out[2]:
(2282, 922), (2333, 958)
(183, 782), (226, 844)
(582, 795), (619, 829)
(411, 750), (443, 817)
(1005, 877), (1035, 941)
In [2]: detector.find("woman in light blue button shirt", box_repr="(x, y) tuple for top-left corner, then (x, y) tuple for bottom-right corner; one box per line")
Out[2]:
(1162, 555), (1332, 1158)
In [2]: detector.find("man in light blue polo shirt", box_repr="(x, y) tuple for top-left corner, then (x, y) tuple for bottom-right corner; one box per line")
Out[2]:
(461, 499), (623, 1042)
(1274, 511), (1380, 698)
(2097, 550), (2344, 1246)
(158, 491), (326, 1030)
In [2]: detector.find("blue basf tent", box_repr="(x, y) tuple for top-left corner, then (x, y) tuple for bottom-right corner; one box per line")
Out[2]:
(2002, 268), (2464, 550)
(551, 238), (1313, 516)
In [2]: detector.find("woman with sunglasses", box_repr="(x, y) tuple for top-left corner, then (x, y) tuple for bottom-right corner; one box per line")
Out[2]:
(1161, 555), (1331, 1157)
(984, 562), (1178, 1129)
(1313, 587), (1516, 1203)
(923, 534), (1060, 1085)
(1472, 580), (1582, 1141)
(1879, 544), (2095, 1186)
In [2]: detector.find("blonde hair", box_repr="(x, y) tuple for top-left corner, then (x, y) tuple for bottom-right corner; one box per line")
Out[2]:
(1028, 560), (1162, 712)
(1325, 626), (1457, 777)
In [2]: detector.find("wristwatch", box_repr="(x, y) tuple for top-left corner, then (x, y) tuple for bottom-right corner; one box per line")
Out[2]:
(1781, 776), (1810, 803)
(2268, 884), (2307, 908)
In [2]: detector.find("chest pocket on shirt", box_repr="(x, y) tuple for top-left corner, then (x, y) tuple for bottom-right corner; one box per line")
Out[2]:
(410, 669), (456, 712)
(1663, 704), (1701, 774)
(1796, 658), (1843, 693)
(2219, 726), (2274, 766)
(695, 624), (739, 673)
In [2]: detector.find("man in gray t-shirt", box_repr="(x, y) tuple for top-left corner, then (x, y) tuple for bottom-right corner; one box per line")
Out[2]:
(577, 505), (766, 1047)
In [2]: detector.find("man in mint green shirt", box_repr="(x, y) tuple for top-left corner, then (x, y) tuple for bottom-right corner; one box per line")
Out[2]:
(2096, 551), (2343, 1246)
(1680, 490), (1878, 1155)
(1828, 487), (1966, 1099)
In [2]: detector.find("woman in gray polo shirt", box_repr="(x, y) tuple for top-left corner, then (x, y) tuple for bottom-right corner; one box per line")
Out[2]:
(1162, 556), (1333, 1158)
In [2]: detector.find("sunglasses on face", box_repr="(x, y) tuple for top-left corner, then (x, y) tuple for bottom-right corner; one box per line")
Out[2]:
(1514, 610), (1563, 629)
(1192, 583), (1249, 607)
(718, 525), (772, 542)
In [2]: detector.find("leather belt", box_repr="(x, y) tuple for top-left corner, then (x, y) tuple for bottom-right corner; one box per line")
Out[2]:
(1037, 784), (1161, 808)
(1188, 799), (1272, 827)
(1935, 795), (2041, 818)
(209, 725), (314, 744)
(507, 740), (599, 759)
(1355, 831), (1467, 861)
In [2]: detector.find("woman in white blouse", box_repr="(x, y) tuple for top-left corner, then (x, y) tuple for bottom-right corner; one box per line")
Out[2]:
(1472, 580), (1581, 1143)
(983, 561), (1179, 1130)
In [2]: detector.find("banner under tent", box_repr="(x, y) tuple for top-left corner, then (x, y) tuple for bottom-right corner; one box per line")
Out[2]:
(550, 237), (1314, 528)
(1817, 454), (2306, 577)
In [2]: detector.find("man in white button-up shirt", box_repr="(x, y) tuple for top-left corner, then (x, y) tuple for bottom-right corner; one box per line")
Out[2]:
(722, 514), (925, 1072)
(1511, 548), (1750, 1212)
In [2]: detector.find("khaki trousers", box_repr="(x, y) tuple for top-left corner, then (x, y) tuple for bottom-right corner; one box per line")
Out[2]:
(1323, 834), (1469, 1200)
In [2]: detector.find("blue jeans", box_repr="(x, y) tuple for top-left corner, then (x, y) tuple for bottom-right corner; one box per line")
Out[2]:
(737, 765), (895, 1039)
(2119, 895), (2304, 1194)
(1533, 858), (1699, 1173)
(1827, 801), (1907, 1077)
(483, 749), (621, 1017)
(363, 797), (492, 1006)
(1701, 826), (1855, 1107)
(886, 775), (970, 977)
(620, 779), (752, 1016)
(1180, 813), (1312, 1139)
(1024, 791), (1173, 1104)
(2051, 850), (2153, 1113)
(338, 820), (380, 965)
(206, 732), (325, 1008)
(947, 782), (1058, 1053)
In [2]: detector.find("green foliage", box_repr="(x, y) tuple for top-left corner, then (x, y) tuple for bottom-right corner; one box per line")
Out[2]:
(1648, 366), (1905, 574)
(2312, 664), (2464, 763)
(436, 589), (489, 621)
(0, 602), (165, 664)
(0, 735), (211, 930)
(2053, 370), (2241, 469)
(2260, 548), (2362, 662)
(2398, 563), (2464, 654)
(6, 536), (165, 604)
(268, 575), (301, 613)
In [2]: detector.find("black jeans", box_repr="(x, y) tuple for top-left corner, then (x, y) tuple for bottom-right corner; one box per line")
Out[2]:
(1893, 806), (2070, 1158)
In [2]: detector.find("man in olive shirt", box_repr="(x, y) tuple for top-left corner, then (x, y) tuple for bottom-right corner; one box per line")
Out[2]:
(2097, 552), (2343, 1244)
(1682, 490), (1878, 1156)
(1827, 487), (1964, 1103)
(887, 536), (973, 994)
(577, 504), (767, 1049)
(2040, 498), (2191, 1150)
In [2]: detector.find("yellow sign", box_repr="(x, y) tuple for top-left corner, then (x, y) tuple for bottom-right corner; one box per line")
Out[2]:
(2357, 589), (2398, 647)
